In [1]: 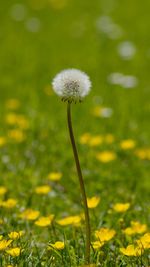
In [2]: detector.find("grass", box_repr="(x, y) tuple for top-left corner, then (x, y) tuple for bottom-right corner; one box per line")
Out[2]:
(0, 0), (150, 266)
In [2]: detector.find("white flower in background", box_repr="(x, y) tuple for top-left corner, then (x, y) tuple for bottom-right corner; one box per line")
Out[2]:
(52, 69), (91, 102)
(10, 4), (27, 21)
(117, 41), (136, 60)
(96, 16), (123, 39)
(25, 17), (41, 33)
(108, 72), (138, 88)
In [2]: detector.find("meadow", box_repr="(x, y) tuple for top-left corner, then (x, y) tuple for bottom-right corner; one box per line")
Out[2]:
(0, 0), (150, 266)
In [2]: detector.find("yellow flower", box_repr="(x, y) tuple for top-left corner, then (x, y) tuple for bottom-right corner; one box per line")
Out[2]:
(96, 151), (116, 163)
(20, 209), (40, 220)
(5, 99), (20, 110)
(120, 244), (143, 256)
(57, 215), (81, 226)
(113, 203), (130, 213)
(104, 134), (115, 144)
(8, 129), (26, 143)
(123, 221), (147, 236)
(135, 148), (150, 160)
(0, 186), (7, 196)
(136, 233), (150, 249)
(0, 198), (17, 208)
(48, 241), (65, 250)
(120, 139), (136, 150)
(0, 137), (7, 147)
(35, 185), (51, 195)
(0, 240), (12, 251)
(95, 228), (116, 242)
(49, 0), (67, 10)
(0, 235), (3, 240)
(87, 196), (100, 209)
(35, 215), (54, 227)
(88, 135), (103, 147)
(48, 172), (62, 181)
(0, 219), (4, 225)
(8, 231), (24, 240)
(6, 247), (21, 257)
(92, 240), (104, 249)
(79, 133), (91, 145)
(6, 265), (14, 267)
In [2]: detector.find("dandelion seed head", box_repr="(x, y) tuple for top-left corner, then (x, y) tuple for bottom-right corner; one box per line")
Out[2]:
(52, 69), (91, 102)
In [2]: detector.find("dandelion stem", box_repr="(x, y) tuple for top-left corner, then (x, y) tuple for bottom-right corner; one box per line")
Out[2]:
(67, 102), (91, 264)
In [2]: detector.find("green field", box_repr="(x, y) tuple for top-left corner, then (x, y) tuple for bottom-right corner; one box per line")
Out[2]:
(0, 0), (150, 266)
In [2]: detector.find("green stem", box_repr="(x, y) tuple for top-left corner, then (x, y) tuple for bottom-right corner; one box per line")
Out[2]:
(67, 102), (91, 264)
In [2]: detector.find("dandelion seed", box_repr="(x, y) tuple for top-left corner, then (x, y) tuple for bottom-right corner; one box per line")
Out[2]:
(52, 69), (91, 103)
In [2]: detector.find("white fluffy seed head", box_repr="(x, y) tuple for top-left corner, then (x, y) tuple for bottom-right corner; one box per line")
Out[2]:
(52, 69), (92, 102)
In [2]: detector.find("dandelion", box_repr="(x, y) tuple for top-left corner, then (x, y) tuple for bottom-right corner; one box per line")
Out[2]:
(87, 196), (100, 209)
(52, 69), (91, 103)
(113, 202), (130, 213)
(52, 69), (91, 264)
(48, 241), (65, 250)
(88, 135), (103, 147)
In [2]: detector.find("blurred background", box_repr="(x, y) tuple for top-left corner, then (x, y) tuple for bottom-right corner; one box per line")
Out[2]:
(0, 0), (150, 209)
